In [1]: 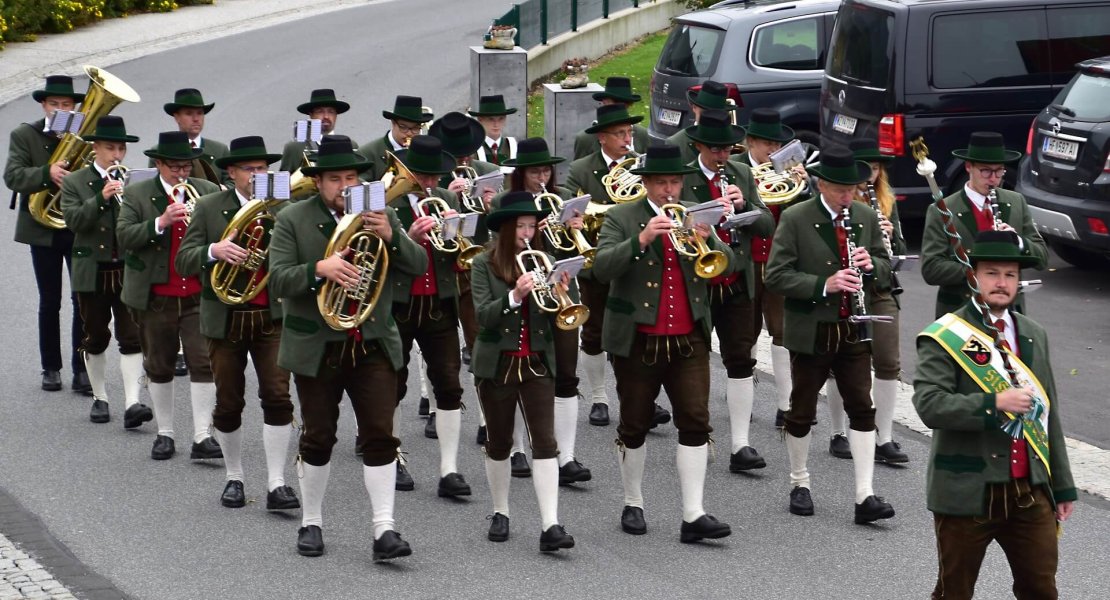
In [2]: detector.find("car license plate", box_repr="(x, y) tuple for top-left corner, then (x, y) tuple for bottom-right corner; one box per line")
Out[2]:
(659, 108), (682, 127)
(832, 113), (858, 135)
(1042, 136), (1079, 161)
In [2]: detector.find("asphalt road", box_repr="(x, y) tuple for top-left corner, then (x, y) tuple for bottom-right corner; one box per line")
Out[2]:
(0, 2), (1108, 598)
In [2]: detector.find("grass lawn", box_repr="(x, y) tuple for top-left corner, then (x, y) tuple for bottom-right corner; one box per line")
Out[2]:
(526, 30), (669, 138)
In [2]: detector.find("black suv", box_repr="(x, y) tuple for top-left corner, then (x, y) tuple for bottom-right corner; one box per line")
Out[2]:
(649, 0), (840, 146)
(1017, 57), (1110, 268)
(820, 0), (1110, 219)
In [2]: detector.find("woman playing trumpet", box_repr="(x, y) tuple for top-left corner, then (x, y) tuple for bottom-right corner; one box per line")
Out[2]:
(470, 191), (577, 551)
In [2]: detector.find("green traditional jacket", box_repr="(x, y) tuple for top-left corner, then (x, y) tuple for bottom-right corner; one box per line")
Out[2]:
(572, 124), (651, 160)
(469, 251), (569, 380)
(912, 302), (1077, 515)
(60, 164), (122, 292)
(4, 119), (66, 247)
(356, 132), (404, 183)
(267, 194), (427, 376)
(438, 158), (500, 245)
(147, 137), (230, 187)
(388, 188), (461, 305)
(592, 197), (731, 358)
(279, 137), (360, 173)
(682, 157), (774, 298)
(764, 196), (890, 355)
(116, 175), (220, 310)
(175, 189), (289, 339)
(922, 187), (1048, 318)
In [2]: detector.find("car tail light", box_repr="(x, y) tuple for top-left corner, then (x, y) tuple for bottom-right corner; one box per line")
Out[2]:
(1088, 217), (1109, 236)
(1026, 119), (1037, 155)
(878, 114), (904, 156)
(1104, 150), (1110, 173)
(686, 82), (744, 108)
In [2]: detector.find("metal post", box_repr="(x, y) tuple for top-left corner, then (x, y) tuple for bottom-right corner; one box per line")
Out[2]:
(540, 0), (548, 45)
(603, 0), (609, 19)
(633, 0), (639, 7)
(571, 0), (578, 32)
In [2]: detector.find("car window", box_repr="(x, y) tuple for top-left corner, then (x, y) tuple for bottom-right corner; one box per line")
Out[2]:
(752, 17), (821, 71)
(1047, 6), (1110, 76)
(931, 10), (1050, 89)
(827, 4), (894, 89)
(657, 24), (724, 77)
(1058, 72), (1110, 121)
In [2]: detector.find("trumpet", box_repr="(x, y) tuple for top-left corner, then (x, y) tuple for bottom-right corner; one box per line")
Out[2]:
(660, 201), (728, 279)
(172, 178), (202, 226)
(417, 195), (460, 253)
(105, 160), (128, 205)
(866, 184), (902, 295)
(535, 184), (595, 268)
(517, 237), (589, 331)
(987, 185), (1005, 230)
(600, 154), (646, 203)
(454, 164), (485, 214)
(840, 206), (894, 342)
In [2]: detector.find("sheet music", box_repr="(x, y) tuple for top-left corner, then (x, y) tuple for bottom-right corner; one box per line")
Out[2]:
(442, 214), (461, 240)
(721, 210), (762, 229)
(125, 168), (158, 184)
(367, 181), (386, 211)
(547, 255), (586, 285)
(559, 195), (591, 223)
(470, 171), (504, 198)
(344, 183), (368, 214)
(460, 212), (479, 237)
(293, 119), (323, 144)
(770, 139), (806, 173)
(47, 111), (83, 135)
(684, 200), (725, 229)
(269, 172), (291, 200)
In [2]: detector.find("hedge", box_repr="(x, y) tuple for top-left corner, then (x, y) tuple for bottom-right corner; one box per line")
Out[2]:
(0, 0), (214, 48)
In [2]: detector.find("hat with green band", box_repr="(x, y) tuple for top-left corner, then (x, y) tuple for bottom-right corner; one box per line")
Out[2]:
(685, 80), (736, 111)
(486, 190), (550, 231)
(32, 75), (86, 103)
(467, 95), (518, 117)
(83, 115), (139, 143)
(744, 108), (794, 143)
(684, 110), (745, 147)
(300, 135), (371, 175)
(428, 112), (486, 158)
(394, 135), (456, 175)
(584, 104), (643, 134)
(144, 131), (205, 161)
(502, 138), (564, 168)
(952, 131), (1022, 165)
(629, 143), (698, 176)
(968, 230), (1038, 267)
(805, 145), (870, 185)
(215, 136), (281, 168)
(297, 88), (350, 115)
(163, 88), (214, 115)
(382, 95), (433, 123)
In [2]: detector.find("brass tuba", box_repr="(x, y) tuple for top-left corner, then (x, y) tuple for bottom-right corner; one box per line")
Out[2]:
(600, 154), (646, 203)
(317, 215), (390, 331)
(210, 178), (285, 305)
(517, 238), (589, 331)
(661, 202), (728, 279)
(28, 65), (141, 229)
(535, 185), (595, 268)
(379, 151), (422, 202)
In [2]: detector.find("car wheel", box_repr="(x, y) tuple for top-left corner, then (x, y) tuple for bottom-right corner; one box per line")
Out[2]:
(1049, 241), (1109, 270)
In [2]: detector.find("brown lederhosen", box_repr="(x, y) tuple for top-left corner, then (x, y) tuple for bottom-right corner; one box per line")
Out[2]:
(786, 321), (876, 438)
(476, 353), (557, 462)
(393, 295), (463, 411)
(77, 263), (140, 355)
(207, 307), (292, 433)
(136, 293), (212, 384)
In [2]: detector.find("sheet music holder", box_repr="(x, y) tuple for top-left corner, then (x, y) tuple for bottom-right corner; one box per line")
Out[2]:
(442, 214), (461, 240)
(293, 119), (323, 146)
(342, 181), (386, 214)
(46, 110), (84, 135)
(721, 210), (763, 229)
(559, 195), (591, 223)
(251, 172), (292, 200)
(683, 200), (725, 229)
(547, 255), (586, 286)
(471, 171), (504, 198)
(460, 212), (479, 237)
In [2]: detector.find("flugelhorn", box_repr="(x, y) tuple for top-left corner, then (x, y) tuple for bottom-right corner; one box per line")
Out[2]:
(600, 154), (646, 203)
(517, 237), (589, 330)
(105, 160), (128, 205)
(535, 185), (595, 268)
(454, 165), (486, 214)
(172, 178), (202, 226)
(660, 201), (728, 279)
(417, 195), (460, 253)
(840, 206), (894, 342)
(210, 173), (286, 305)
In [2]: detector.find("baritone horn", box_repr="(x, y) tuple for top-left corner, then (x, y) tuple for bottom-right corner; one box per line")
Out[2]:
(517, 238), (589, 331)
(534, 185), (595, 268)
(210, 173), (288, 305)
(661, 202), (728, 279)
(317, 214), (390, 331)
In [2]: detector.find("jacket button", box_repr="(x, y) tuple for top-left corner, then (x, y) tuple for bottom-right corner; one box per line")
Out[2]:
(99, 244), (105, 249)
(643, 302), (650, 308)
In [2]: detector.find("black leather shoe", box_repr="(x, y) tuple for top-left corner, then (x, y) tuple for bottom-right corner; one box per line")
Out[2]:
(649, 403), (671, 428)
(789, 486), (814, 516)
(680, 514), (731, 543)
(559, 459), (592, 486)
(418, 395), (430, 417)
(621, 506), (646, 535)
(151, 435), (175, 460)
(855, 495), (895, 524)
(875, 441), (909, 464)
(540, 524), (575, 552)
(267, 485), (301, 511)
(729, 446), (766, 472)
(424, 413), (437, 439)
(437, 473), (472, 498)
(190, 436), (223, 460)
(829, 434), (852, 459)
(72, 372), (93, 396)
(395, 462), (414, 491)
(41, 370), (62, 392)
(372, 530), (412, 562)
(123, 403), (153, 429)
(89, 399), (110, 424)
(588, 402), (609, 426)
(296, 525), (324, 557)
(487, 513), (509, 542)
(510, 452), (531, 478)
(774, 409), (786, 428)
(220, 480), (245, 508)
(475, 425), (487, 445)
(462, 347), (472, 366)
(174, 353), (188, 377)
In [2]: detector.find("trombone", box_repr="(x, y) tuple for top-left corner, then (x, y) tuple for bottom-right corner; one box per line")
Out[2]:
(105, 160), (129, 205)
(660, 201), (728, 279)
(172, 177), (202, 226)
(417, 195), (460, 253)
(517, 237), (589, 331)
(534, 184), (595, 268)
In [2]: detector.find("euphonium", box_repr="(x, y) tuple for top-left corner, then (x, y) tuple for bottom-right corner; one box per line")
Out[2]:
(661, 201), (729, 279)
(454, 164), (485, 214)
(379, 151), (423, 203)
(535, 184), (595, 268)
(289, 150), (317, 200)
(317, 214), (390, 331)
(456, 234), (485, 270)
(210, 179), (284, 305)
(172, 178), (202, 226)
(418, 196), (460, 253)
(751, 161), (808, 206)
(600, 155), (646, 203)
(28, 65), (141, 229)
(105, 160), (128, 205)
(517, 237), (589, 331)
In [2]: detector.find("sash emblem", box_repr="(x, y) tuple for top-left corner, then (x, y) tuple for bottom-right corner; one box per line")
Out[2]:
(961, 337), (991, 366)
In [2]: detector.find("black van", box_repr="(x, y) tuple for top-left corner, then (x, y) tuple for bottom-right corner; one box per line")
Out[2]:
(819, 0), (1110, 219)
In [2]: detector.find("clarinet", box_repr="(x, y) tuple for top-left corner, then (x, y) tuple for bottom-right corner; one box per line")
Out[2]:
(840, 206), (894, 342)
(987, 185), (1004, 230)
(716, 163), (740, 243)
(866, 184), (903, 295)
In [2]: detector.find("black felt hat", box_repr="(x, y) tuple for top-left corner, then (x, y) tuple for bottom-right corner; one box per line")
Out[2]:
(502, 137), (565, 168)
(684, 110), (745, 147)
(382, 95), (433, 123)
(393, 135), (456, 175)
(685, 80), (736, 111)
(297, 89), (350, 115)
(163, 88), (214, 115)
(83, 115), (139, 143)
(428, 112), (486, 158)
(467, 95), (518, 117)
(215, 136), (282, 168)
(301, 136), (372, 175)
(144, 131), (205, 161)
(486, 190), (550, 231)
(584, 104), (643, 134)
(952, 132), (1022, 165)
(628, 143), (698, 176)
(805, 145), (871, 185)
(744, 108), (794, 143)
(968, 230), (1039, 267)
(592, 76), (641, 103)
(32, 75), (86, 103)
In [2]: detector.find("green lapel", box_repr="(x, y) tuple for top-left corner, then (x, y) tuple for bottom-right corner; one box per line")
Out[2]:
(1015, 318), (1035, 364)
(151, 178), (170, 214)
(640, 199), (665, 260)
(810, 200), (839, 258)
(312, 195), (337, 239)
(954, 191), (980, 236)
(219, 191), (241, 226)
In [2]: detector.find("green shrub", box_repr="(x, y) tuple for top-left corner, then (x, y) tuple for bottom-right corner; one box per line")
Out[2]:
(0, 0), (214, 48)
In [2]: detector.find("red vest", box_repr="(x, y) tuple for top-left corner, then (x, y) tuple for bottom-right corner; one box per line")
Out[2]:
(750, 204), (783, 263)
(970, 198), (995, 232)
(409, 204), (438, 296)
(638, 235), (695, 336)
(151, 213), (201, 298)
(505, 302), (535, 357)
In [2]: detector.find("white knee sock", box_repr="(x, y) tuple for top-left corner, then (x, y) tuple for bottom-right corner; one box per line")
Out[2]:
(618, 443), (646, 509)
(826, 377), (846, 437)
(485, 457), (511, 517)
(418, 352), (431, 401)
(189, 381), (216, 443)
(263, 423), (292, 491)
(676, 444), (708, 523)
(785, 432), (811, 489)
(392, 403), (401, 440)
(726, 377), (754, 452)
(770, 344), (793, 412)
(553, 396), (578, 466)
(84, 351), (107, 400)
(532, 458), (560, 530)
(581, 352), (609, 406)
(299, 461), (331, 528)
(437, 408), (461, 476)
(873, 378), (898, 445)
(848, 429), (877, 503)
(148, 380), (174, 436)
(214, 427), (244, 482)
(363, 461), (397, 540)
(510, 408), (527, 455)
(119, 353), (144, 409)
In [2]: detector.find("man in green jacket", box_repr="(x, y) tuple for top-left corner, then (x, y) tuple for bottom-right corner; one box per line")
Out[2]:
(667, 80), (739, 165)
(279, 88), (356, 173)
(3, 75), (91, 394)
(921, 132), (1048, 318)
(764, 146), (894, 524)
(151, 88), (230, 187)
(118, 132), (221, 461)
(913, 230), (1076, 599)
(592, 143), (732, 544)
(176, 136), (300, 512)
(357, 95), (433, 182)
(571, 77), (651, 159)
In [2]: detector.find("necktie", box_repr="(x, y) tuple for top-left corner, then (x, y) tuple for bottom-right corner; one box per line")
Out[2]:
(993, 319), (1013, 353)
(709, 173), (723, 200)
(190, 140), (199, 149)
(489, 142), (499, 165)
(835, 215), (851, 318)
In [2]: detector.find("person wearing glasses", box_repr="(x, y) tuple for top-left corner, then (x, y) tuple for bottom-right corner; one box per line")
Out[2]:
(357, 95), (433, 182)
(921, 132), (1048, 318)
